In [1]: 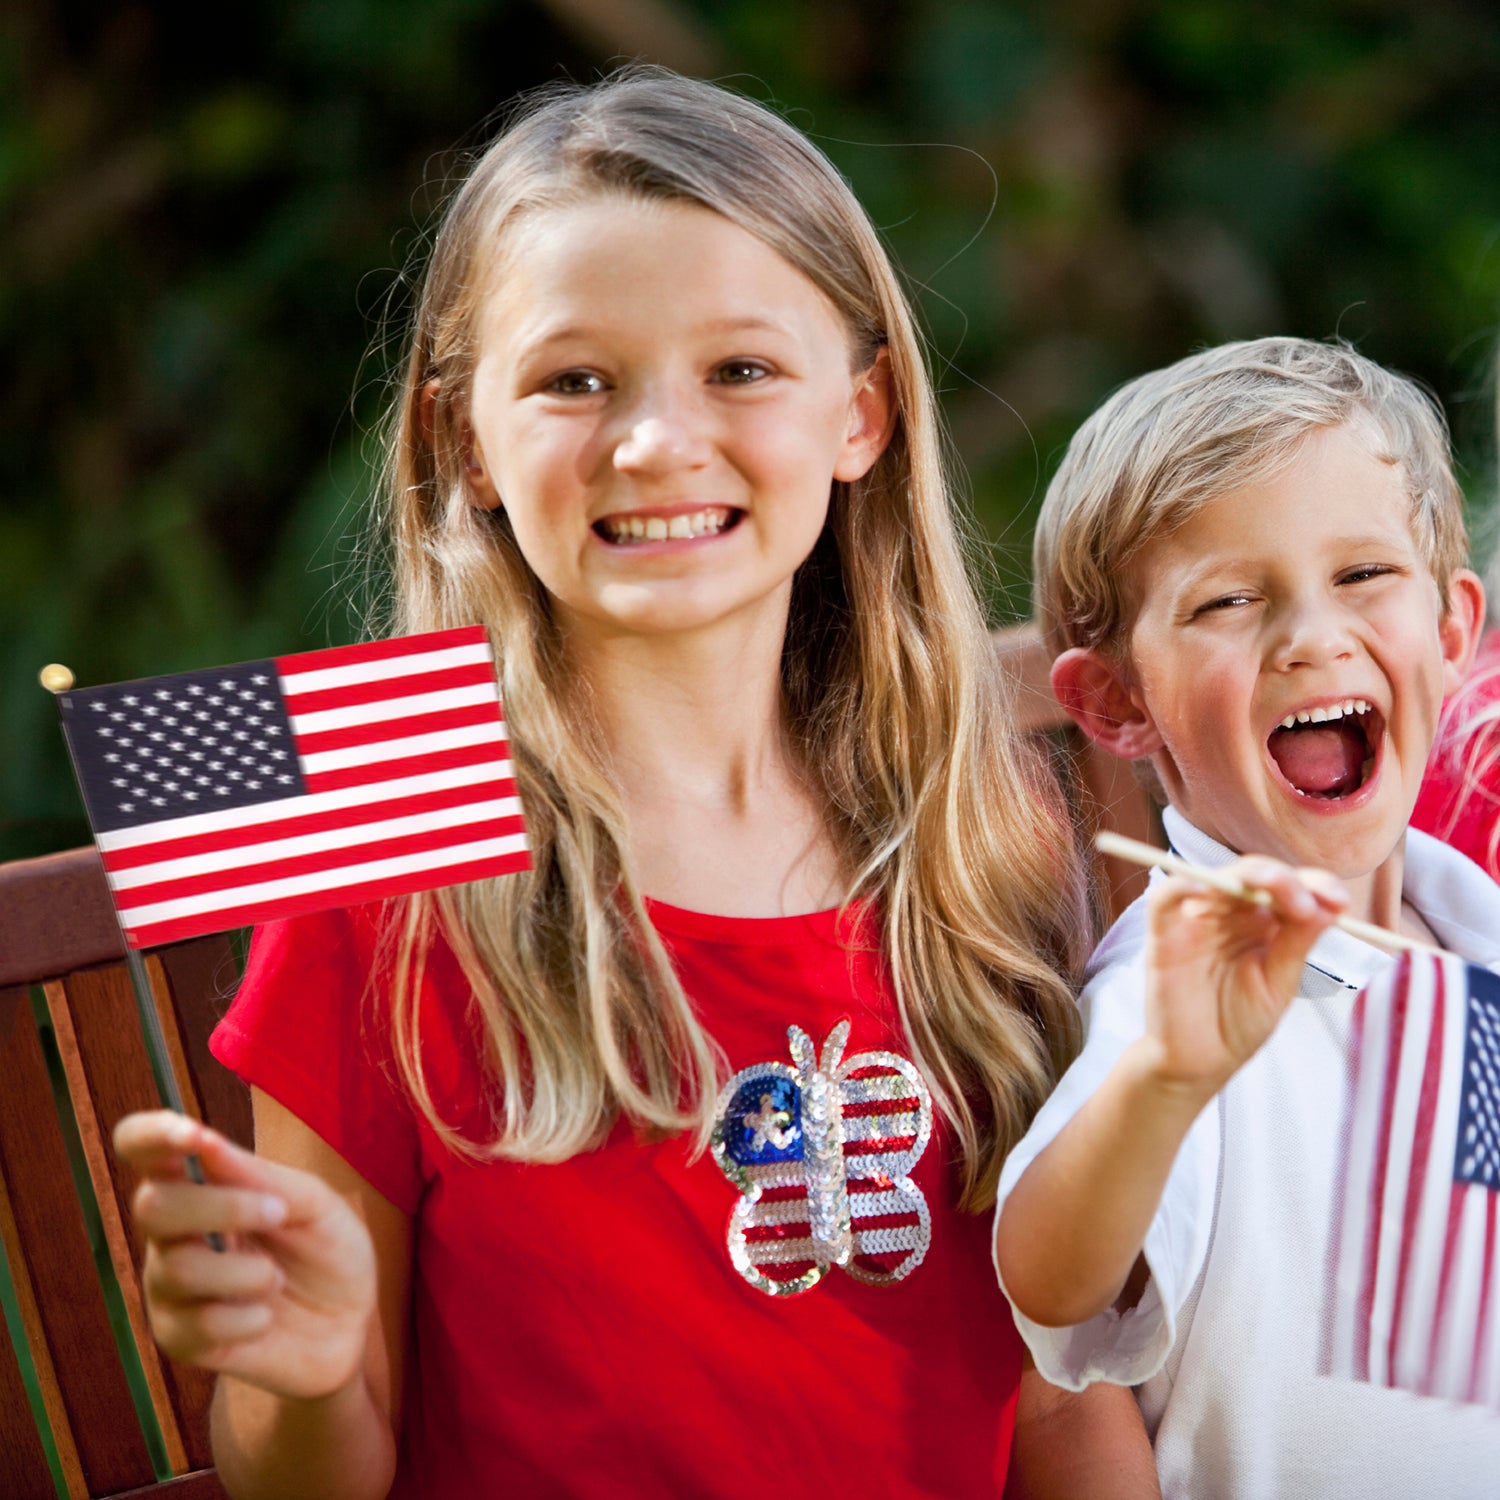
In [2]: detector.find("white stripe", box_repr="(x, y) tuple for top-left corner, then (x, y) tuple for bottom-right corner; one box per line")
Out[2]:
(1328, 985), (1394, 1379)
(841, 1111), (918, 1144)
(299, 720), (504, 774)
(845, 1152), (920, 1181)
(106, 796), (524, 891)
(1391, 960), (1465, 1392)
(747, 1198), (809, 1228)
(289, 682), (499, 736)
(98, 760), (513, 851)
(280, 641), (492, 696)
(1366, 969), (1436, 1387)
(852, 1223), (925, 1254)
(118, 830), (529, 926)
(747, 1236), (817, 1266)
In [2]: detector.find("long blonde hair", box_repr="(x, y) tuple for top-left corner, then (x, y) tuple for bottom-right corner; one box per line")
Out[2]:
(378, 67), (1087, 1210)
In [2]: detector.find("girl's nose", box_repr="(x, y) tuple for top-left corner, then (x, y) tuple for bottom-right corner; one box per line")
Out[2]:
(612, 410), (710, 477)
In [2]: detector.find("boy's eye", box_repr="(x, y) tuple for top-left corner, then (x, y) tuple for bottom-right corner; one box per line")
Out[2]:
(713, 359), (772, 385)
(1338, 564), (1395, 585)
(546, 369), (607, 396)
(1195, 592), (1255, 615)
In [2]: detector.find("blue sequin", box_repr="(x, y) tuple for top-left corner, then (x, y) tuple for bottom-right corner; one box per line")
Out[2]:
(722, 1074), (802, 1165)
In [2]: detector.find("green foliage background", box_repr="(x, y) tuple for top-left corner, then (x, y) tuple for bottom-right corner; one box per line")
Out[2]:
(5, 0), (1500, 860)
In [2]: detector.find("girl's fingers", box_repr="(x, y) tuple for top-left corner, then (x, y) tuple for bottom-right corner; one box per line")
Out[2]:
(151, 1297), (275, 1361)
(148, 1240), (284, 1304)
(133, 1177), (288, 1241)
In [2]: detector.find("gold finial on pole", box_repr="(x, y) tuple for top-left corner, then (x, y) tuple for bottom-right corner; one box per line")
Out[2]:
(39, 663), (75, 693)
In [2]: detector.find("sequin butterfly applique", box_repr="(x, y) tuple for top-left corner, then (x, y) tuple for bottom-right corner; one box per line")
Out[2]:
(710, 1020), (933, 1297)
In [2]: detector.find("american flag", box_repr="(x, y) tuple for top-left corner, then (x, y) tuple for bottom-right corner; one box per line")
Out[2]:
(1323, 952), (1500, 1406)
(59, 626), (529, 948)
(712, 1021), (933, 1297)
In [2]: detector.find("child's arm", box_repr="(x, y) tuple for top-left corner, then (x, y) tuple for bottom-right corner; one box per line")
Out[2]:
(1006, 1358), (1160, 1499)
(115, 1091), (410, 1500)
(996, 858), (1345, 1329)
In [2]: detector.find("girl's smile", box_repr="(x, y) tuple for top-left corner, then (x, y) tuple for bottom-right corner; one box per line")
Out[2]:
(462, 195), (891, 648)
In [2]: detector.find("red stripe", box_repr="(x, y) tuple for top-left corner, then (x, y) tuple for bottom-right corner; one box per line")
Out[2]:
(281, 660), (498, 714)
(1467, 1190), (1499, 1403)
(841, 1097), (920, 1118)
(1424, 1184), (1469, 1395)
(303, 742), (506, 793)
(116, 815), (526, 910)
(293, 702), (502, 756)
(1387, 960), (1446, 1384)
(121, 847), (530, 948)
(1355, 956), (1411, 1382)
(844, 1135), (917, 1156)
(276, 626), (488, 676)
(101, 779), (517, 870)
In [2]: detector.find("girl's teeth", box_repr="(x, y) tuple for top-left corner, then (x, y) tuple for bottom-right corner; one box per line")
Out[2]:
(602, 509), (730, 544)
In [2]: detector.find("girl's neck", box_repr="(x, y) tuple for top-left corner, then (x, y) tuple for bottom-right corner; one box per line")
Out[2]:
(572, 619), (844, 917)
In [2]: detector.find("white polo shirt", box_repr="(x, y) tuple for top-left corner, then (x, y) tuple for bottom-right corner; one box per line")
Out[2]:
(995, 808), (1500, 1499)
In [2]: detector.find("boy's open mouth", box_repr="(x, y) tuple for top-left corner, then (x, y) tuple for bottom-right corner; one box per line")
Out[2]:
(594, 506), (742, 545)
(1266, 699), (1381, 800)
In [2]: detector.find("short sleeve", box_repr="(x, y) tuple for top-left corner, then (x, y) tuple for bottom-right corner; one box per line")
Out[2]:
(210, 906), (426, 1213)
(991, 901), (1220, 1391)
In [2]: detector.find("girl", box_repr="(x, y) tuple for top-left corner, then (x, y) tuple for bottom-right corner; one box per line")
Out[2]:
(115, 69), (1147, 1498)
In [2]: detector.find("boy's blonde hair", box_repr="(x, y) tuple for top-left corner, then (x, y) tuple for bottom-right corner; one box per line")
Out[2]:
(377, 67), (1088, 1210)
(1034, 336), (1470, 659)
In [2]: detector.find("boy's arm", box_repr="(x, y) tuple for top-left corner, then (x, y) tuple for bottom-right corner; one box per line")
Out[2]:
(997, 859), (1345, 1329)
(1006, 1360), (1160, 1499)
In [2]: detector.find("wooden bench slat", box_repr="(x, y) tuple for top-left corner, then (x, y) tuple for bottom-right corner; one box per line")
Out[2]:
(107, 1470), (230, 1500)
(0, 850), (125, 987)
(0, 983), (156, 1494)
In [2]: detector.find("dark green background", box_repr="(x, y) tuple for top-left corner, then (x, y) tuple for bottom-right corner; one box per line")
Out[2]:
(6, 0), (1500, 860)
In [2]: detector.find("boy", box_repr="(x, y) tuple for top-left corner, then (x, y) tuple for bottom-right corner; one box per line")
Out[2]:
(994, 337), (1500, 1497)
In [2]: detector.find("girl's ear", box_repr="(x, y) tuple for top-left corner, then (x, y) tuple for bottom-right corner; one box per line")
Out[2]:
(422, 377), (502, 509)
(1050, 646), (1163, 760)
(1439, 567), (1486, 695)
(832, 346), (898, 482)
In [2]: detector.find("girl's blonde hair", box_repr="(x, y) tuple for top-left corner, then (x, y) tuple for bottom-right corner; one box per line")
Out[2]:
(1034, 336), (1471, 660)
(378, 67), (1087, 1210)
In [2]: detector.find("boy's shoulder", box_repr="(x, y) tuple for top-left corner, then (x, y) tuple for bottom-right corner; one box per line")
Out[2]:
(1402, 825), (1500, 969)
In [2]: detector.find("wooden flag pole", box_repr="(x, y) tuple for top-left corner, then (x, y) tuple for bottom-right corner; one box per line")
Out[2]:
(1094, 829), (1453, 960)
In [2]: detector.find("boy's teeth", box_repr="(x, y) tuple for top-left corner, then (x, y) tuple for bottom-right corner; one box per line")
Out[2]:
(1278, 698), (1371, 731)
(601, 508), (730, 544)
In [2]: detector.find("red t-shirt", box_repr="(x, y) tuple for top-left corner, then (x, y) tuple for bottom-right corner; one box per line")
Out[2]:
(210, 900), (1023, 1499)
(1413, 627), (1500, 881)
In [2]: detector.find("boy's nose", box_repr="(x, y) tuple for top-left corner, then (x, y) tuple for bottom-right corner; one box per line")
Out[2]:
(1271, 599), (1357, 670)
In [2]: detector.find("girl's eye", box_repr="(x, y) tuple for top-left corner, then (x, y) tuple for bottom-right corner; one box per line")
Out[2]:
(713, 359), (771, 385)
(546, 370), (606, 396)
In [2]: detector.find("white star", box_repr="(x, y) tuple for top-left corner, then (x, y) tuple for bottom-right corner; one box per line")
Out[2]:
(122, 695), (138, 706)
(187, 684), (203, 696)
(89, 701), (106, 712)
(154, 689), (172, 699)
(104, 753), (119, 763)
(250, 674), (268, 685)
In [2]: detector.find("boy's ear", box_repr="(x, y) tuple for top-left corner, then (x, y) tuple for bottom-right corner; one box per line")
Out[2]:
(832, 346), (898, 482)
(1050, 647), (1163, 760)
(1439, 567), (1486, 695)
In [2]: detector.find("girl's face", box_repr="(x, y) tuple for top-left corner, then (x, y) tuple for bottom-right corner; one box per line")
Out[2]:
(463, 195), (892, 651)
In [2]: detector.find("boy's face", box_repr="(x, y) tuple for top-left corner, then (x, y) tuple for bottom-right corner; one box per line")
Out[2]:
(1108, 423), (1481, 879)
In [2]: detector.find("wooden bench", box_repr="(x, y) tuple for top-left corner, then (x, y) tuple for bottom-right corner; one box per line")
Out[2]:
(0, 624), (1156, 1500)
(0, 846), (245, 1500)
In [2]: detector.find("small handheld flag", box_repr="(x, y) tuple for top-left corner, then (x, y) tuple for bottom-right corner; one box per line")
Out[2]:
(1323, 952), (1500, 1407)
(56, 625), (530, 948)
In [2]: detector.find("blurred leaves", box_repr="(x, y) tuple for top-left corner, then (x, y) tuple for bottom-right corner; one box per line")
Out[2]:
(5, 0), (1500, 858)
